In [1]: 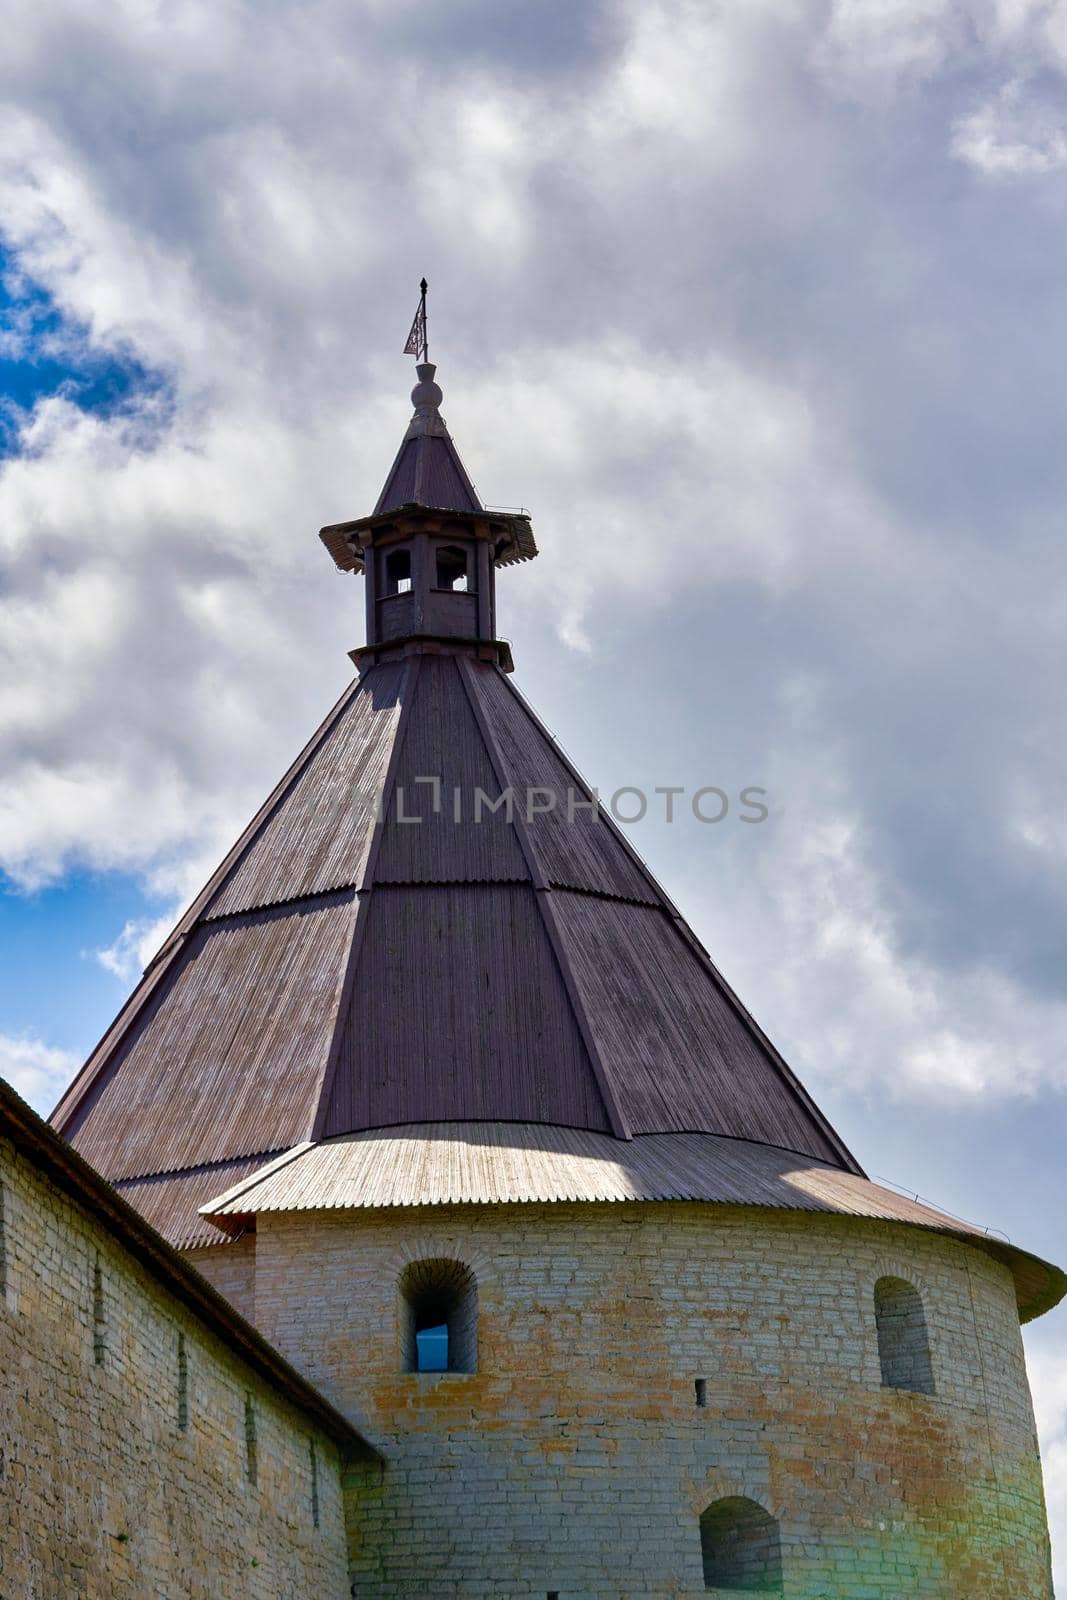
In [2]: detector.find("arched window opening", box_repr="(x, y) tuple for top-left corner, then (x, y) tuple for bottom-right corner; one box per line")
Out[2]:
(700, 1497), (782, 1593)
(399, 1258), (477, 1374)
(435, 545), (469, 591)
(383, 547), (412, 595)
(874, 1275), (934, 1394)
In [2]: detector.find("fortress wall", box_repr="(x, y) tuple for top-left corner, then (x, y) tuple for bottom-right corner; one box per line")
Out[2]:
(0, 1134), (349, 1600)
(253, 1201), (1053, 1600)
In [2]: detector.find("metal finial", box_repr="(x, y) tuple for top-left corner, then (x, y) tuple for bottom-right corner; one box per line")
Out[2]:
(403, 279), (429, 363)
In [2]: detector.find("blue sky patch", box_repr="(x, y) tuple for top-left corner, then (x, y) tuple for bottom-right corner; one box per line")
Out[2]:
(0, 869), (162, 1057)
(0, 244), (171, 457)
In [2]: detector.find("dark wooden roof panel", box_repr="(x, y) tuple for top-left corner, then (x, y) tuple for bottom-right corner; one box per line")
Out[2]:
(374, 656), (528, 884)
(66, 894), (355, 1179)
(323, 884), (611, 1136)
(113, 1155), (276, 1249)
(375, 435), (481, 516)
(550, 892), (844, 1163)
(205, 663), (406, 918)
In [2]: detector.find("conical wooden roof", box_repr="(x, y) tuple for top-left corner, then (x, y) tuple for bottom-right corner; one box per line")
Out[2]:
(51, 651), (858, 1194)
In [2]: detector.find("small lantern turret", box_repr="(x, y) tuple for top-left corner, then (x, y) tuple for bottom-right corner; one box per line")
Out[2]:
(319, 286), (536, 672)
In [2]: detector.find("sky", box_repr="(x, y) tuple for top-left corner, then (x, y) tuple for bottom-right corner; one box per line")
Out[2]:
(0, 0), (1066, 1580)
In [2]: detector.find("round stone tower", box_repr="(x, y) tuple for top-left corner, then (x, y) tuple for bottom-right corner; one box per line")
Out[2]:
(52, 325), (1064, 1599)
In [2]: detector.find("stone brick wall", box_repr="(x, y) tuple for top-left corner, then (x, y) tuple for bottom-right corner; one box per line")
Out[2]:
(250, 1201), (1054, 1599)
(0, 1135), (350, 1600)
(192, 1235), (257, 1322)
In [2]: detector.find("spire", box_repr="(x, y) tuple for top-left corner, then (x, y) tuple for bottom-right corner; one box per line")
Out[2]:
(375, 359), (482, 516)
(318, 288), (536, 670)
(375, 279), (481, 514)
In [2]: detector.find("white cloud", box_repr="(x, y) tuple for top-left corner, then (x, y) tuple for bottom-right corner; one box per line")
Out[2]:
(953, 79), (1067, 174)
(94, 910), (180, 985)
(812, 0), (964, 94)
(0, 1032), (80, 1116)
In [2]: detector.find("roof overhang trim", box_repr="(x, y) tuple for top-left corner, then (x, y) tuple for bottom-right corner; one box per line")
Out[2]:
(319, 506), (537, 573)
(200, 1125), (1066, 1327)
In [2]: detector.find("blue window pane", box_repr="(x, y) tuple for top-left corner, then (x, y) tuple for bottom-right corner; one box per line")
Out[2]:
(416, 1324), (449, 1372)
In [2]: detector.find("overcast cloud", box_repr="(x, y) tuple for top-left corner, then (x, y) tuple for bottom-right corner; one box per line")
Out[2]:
(1, 0), (1066, 1581)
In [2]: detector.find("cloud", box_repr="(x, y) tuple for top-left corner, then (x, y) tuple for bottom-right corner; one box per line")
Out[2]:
(682, 772), (1067, 1106)
(0, 1031), (80, 1116)
(953, 77), (1067, 174)
(811, 0), (964, 94)
(94, 910), (180, 985)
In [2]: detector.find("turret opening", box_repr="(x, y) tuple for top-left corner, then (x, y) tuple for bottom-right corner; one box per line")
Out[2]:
(383, 548), (412, 595)
(435, 544), (470, 592)
(399, 1258), (478, 1374)
(700, 1496), (782, 1592)
(874, 1276), (934, 1394)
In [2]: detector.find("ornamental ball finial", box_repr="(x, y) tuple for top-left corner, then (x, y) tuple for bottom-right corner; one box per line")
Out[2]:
(411, 362), (443, 411)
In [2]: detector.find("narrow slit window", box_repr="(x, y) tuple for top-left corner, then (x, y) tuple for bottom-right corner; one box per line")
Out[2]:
(700, 1496), (783, 1592)
(695, 1378), (707, 1408)
(92, 1258), (106, 1366)
(0, 1176), (6, 1302)
(177, 1333), (189, 1431)
(244, 1393), (258, 1485)
(874, 1276), (934, 1394)
(310, 1439), (320, 1529)
(399, 1258), (477, 1374)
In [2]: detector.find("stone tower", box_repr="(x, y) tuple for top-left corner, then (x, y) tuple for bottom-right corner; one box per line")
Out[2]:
(52, 350), (1064, 1598)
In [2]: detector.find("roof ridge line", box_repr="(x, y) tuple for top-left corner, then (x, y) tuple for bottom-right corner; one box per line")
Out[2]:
(457, 654), (632, 1141)
(309, 655), (424, 1143)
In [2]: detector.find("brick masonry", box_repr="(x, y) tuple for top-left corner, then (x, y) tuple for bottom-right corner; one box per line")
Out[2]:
(235, 1201), (1054, 1599)
(0, 1134), (350, 1600)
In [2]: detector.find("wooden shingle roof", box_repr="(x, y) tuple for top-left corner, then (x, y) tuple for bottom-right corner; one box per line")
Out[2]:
(51, 651), (858, 1206)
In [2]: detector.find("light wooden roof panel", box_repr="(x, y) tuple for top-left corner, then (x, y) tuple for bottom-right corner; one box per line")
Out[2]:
(200, 1124), (1065, 1324)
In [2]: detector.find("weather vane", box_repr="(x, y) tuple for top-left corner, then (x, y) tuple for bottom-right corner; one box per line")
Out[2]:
(403, 277), (429, 363)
